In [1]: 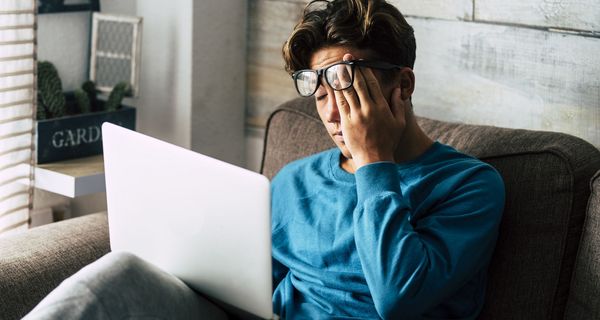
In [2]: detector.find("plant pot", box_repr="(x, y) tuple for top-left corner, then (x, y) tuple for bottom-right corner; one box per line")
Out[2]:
(36, 104), (136, 164)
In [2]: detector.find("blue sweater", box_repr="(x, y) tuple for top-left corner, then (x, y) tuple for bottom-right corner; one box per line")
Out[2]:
(270, 142), (505, 319)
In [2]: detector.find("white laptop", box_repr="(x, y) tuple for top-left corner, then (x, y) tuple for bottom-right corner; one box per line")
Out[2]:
(102, 122), (273, 319)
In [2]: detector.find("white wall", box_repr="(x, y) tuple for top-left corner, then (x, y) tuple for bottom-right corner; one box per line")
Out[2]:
(135, 0), (193, 149)
(136, 0), (247, 167)
(101, 0), (136, 15)
(191, 1), (247, 167)
(37, 12), (90, 91)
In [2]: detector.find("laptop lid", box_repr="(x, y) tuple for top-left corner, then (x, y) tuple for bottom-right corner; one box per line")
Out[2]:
(102, 123), (273, 319)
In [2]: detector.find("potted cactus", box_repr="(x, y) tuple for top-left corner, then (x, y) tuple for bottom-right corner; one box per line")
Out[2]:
(36, 60), (136, 164)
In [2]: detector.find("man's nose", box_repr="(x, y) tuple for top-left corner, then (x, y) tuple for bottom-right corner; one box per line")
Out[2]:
(324, 95), (341, 123)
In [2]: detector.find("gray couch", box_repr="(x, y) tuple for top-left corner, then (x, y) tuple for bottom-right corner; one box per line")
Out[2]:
(1, 97), (600, 319)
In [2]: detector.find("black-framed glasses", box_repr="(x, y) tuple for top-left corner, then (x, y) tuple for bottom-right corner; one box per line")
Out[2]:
(291, 60), (403, 97)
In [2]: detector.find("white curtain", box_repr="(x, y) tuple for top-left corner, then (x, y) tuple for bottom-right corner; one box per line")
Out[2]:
(0, 0), (36, 236)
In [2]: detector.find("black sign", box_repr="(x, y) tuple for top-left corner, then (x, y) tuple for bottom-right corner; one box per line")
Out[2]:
(36, 106), (136, 164)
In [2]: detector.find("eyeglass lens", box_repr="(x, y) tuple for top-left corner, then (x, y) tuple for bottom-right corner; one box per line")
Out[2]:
(295, 71), (319, 96)
(325, 63), (353, 91)
(295, 62), (355, 97)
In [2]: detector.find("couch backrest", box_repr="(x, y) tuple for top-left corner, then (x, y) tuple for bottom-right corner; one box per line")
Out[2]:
(565, 171), (600, 319)
(261, 97), (600, 319)
(260, 98), (334, 180)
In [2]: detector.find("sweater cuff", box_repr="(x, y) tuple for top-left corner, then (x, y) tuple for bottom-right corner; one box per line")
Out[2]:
(355, 162), (402, 204)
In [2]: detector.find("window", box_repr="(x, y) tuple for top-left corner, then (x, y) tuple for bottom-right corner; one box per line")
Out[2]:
(0, 0), (36, 236)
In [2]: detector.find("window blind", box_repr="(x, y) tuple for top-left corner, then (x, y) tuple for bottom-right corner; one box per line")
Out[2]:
(0, 0), (36, 236)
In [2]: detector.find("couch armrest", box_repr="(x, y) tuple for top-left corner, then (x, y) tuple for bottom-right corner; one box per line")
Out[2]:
(0, 212), (110, 320)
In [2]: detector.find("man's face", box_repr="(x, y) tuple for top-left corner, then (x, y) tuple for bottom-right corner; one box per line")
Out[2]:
(309, 46), (397, 160)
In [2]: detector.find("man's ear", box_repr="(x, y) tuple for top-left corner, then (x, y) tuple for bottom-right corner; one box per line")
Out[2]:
(399, 68), (415, 100)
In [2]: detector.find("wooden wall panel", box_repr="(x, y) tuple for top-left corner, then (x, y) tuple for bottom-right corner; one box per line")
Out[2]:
(475, 0), (600, 33)
(251, 0), (473, 21)
(389, 0), (473, 21)
(409, 17), (600, 147)
(247, 0), (304, 125)
(246, 0), (600, 148)
(246, 0), (474, 125)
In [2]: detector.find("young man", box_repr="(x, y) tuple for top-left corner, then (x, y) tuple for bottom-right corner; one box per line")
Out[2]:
(24, 0), (504, 319)
(270, 0), (504, 318)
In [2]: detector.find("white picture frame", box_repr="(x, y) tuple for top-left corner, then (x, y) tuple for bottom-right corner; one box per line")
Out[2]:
(89, 13), (143, 97)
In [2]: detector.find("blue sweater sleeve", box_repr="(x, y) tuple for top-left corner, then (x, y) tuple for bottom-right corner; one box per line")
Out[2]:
(353, 162), (504, 319)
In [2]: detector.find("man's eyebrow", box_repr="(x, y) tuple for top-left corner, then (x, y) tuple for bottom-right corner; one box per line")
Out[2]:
(311, 58), (344, 70)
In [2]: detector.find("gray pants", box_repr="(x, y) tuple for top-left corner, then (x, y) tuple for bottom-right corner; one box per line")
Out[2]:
(23, 252), (228, 320)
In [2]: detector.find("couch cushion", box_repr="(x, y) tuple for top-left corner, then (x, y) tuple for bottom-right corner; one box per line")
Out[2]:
(0, 212), (110, 320)
(261, 97), (600, 319)
(565, 171), (600, 319)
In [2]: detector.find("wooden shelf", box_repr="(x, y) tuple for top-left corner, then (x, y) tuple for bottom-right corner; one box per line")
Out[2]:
(35, 155), (105, 198)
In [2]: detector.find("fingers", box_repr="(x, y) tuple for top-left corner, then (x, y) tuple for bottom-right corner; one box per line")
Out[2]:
(336, 60), (353, 88)
(334, 82), (357, 120)
(358, 67), (386, 108)
(333, 53), (389, 119)
(349, 68), (374, 111)
(337, 54), (360, 117)
(344, 61), (386, 118)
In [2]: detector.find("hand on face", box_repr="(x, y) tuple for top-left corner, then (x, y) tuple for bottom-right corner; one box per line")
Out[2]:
(333, 53), (408, 169)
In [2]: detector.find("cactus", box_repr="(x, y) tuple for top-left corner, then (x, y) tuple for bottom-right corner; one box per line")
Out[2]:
(36, 106), (47, 120)
(81, 80), (98, 112)
(74, 89), (91, 114)
(104, 82), (131, 112)
(36, 92), (46, 120)
(36, 94), (47, 120)
(37, 61), (66, 118)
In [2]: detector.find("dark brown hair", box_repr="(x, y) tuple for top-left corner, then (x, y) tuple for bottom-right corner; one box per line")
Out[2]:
(282, 0), (416, 74)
